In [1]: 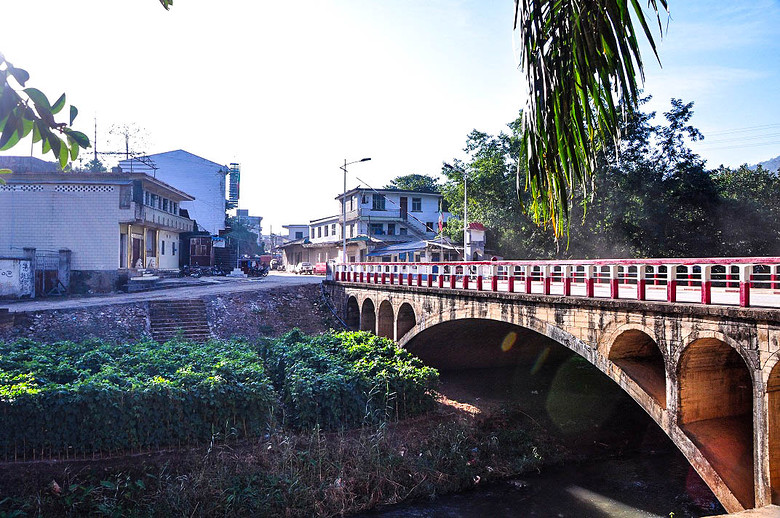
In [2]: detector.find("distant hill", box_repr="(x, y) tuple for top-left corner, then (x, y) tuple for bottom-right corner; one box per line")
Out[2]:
(749, 155), (780, 172)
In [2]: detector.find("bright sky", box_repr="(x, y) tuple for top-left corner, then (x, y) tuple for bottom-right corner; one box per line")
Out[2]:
(2, 1), (779, 232)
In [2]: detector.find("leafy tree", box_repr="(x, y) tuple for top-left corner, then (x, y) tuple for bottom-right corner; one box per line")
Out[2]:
(514, 0), (669, 234)
(0, 54), (90, 171)
(225, 217), (262, 256)
(385, 174), (441, 193)
(71, 158), (108, 173)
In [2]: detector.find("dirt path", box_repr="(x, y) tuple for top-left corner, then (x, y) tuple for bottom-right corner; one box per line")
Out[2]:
(0, 272), (322, 313)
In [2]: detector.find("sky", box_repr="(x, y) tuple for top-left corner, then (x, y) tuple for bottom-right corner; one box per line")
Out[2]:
(2, 0), (779, 232)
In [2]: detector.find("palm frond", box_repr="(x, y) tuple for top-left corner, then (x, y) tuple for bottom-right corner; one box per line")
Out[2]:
(515, 0), (667, 235)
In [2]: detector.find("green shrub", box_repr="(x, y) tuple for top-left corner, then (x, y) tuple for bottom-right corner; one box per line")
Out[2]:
(0, 331), (438, 458)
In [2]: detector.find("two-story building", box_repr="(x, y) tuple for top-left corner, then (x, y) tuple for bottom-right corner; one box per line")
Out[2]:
(119, 150), (228, 236)
(0, 168), (195, 293)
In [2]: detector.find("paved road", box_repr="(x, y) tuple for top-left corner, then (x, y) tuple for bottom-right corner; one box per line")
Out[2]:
(1, 272), (323, 313)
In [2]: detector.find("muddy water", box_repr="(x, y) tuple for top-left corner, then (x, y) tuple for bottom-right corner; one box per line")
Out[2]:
(362, 355), (726, 517)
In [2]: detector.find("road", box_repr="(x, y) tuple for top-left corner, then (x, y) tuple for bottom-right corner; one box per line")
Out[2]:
(1, 272), (323, 313)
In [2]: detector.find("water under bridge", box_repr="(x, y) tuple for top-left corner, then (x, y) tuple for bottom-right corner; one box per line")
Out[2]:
(325, 257), (780, 514)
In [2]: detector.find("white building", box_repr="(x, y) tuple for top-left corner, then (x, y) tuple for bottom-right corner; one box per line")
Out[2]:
(0, 168), (195, 293)
(119, 150), (228, 235)
(281, 188), (450, 265)
(282, 224), (309, 242)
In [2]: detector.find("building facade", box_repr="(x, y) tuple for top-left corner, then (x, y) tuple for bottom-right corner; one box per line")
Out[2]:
(119, 150), (227, 235)
(0, 169), (195, 292)
(280, 188), (450, 266)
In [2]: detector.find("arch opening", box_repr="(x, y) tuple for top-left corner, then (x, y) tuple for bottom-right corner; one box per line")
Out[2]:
(769, 362), (780, 504)
(360, 298), (376, 334)
(678, 338), (754, 509)
(608, 330), (667, 408)
(377, 300), (394, 339)
(346, 296), (360, 331)
(396, 303), (416, 341)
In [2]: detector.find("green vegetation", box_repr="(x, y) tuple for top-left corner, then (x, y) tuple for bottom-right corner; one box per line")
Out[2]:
(0, 331), (438, 460)
(442, 99), (780, 259)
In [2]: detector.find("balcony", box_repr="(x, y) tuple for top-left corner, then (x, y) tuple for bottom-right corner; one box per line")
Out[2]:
(133, 204), (194, 232)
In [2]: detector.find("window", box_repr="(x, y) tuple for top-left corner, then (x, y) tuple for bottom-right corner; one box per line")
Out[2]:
(399, 227), (407, 235)
(348, 197), (353, 211)
(370, 223), (384, 235)
(387, 223), (395, 235)
(382, 256), (391, 262)
(324, 225), (329, 237)
(426, 222), (434, 232)
(119, 185), (132, 209)
(372, 194), (385, 210)
(412, 198), (422, 211)
(163, 198), (169, 212)
(318, 226), (322, 238)
(295, 231), (303, 239)
(349, 224), (355, 237)
(144, 192), (150, 205)
(172, 242), (177, 256)
(362, 195), (368, 204)
(173, 202), (178, 215)
(331, 224), (336, 235)
(161, 241), (166, 255)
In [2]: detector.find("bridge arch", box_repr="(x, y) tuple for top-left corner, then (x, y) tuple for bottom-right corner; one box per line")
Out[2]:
(396, 303), (416, 341)
(345, 296), (360, 331)
(360, 298), (376, 334)
(377, 300), (394, 339)
(606, 326), (667, 409)
(677, 336), (755, 510)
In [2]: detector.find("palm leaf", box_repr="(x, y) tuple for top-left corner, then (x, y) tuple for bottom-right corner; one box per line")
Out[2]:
(515, 0), (667, 235)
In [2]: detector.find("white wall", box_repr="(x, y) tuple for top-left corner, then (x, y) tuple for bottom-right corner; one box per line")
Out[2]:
(157, 231), (180, 269)
(0, 184), (125, 271)
(0, 258), (33, 297)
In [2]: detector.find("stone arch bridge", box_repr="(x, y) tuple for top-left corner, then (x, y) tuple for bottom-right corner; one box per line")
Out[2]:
(325, 257), (780, 513)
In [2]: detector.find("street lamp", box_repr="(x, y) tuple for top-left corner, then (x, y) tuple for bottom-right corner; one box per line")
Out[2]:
(443, 163), (469, 261)
(340, 157), (371, 263)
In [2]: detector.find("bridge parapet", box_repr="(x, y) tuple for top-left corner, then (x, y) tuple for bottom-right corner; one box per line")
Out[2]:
(333, 257), (780, 309)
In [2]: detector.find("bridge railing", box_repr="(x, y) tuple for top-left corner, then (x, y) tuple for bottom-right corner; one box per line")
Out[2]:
(332, 258), (780, 309)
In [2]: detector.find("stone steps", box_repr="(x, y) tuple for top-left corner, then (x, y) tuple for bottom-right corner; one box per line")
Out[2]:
(148, 299), (211, 343)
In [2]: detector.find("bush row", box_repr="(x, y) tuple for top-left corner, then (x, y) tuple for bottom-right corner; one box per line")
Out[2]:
(0, 331), (438, 460)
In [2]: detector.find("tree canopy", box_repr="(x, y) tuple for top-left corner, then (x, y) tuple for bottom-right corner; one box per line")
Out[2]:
(384, 174), (441, 193)
(442, 100), (780, 259)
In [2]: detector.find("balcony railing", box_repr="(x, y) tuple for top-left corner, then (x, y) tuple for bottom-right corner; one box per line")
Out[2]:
(134, 204), (194, 232)
(332, 258), (780, 309)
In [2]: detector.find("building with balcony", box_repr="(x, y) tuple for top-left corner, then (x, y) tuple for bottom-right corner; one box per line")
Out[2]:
(0, 168), (195, 292)
(119, 150), (228, 236)
(280, 187), (450, 266)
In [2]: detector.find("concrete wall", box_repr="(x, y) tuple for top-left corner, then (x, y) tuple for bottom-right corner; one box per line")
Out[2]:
(0, 184), (127, 271)
(0, 258), (33, 298)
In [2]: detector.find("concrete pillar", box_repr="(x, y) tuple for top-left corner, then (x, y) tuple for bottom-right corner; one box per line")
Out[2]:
(609, 264), (619, 299)
(636, 265), (646, 301)
(700, 264), (712, 305)
(22, 247), (36, 299)
(507, 268), (515, 293)
(667, 265), (678, 303)
(462, 267), (469, 290)
(491, 265), (498, 292)
(525, 266), (532, 294)
(58, 249), (71, 293)
(562, 265), (572, 296)
(739, 263), (753, 307)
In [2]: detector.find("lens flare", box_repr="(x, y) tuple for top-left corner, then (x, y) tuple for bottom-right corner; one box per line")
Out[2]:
(501, 331), (518, 352)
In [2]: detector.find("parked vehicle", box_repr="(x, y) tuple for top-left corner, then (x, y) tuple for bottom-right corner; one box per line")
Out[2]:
(294, 262), (314, 275)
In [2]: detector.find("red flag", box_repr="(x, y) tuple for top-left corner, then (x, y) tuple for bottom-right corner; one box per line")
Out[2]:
(438, 212), (443, 232)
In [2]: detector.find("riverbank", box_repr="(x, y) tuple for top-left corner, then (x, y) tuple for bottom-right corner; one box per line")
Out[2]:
(0, 390), (563, 517)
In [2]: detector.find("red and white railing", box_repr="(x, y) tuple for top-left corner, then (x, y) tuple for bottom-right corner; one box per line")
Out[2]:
(331, 258), (780, 309)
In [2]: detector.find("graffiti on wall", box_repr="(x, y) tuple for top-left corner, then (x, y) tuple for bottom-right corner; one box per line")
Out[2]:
(0, 259), (34, 297)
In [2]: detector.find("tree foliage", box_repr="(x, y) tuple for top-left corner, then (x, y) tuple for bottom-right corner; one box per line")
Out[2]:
(0, 54), (90, 171)
(385, 173), (441, 193)
(514, 0), (669, 235)
(443, 100), (780, 259)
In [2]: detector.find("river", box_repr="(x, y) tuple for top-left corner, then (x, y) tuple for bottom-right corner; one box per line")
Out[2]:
(359, 354), (726, 517)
